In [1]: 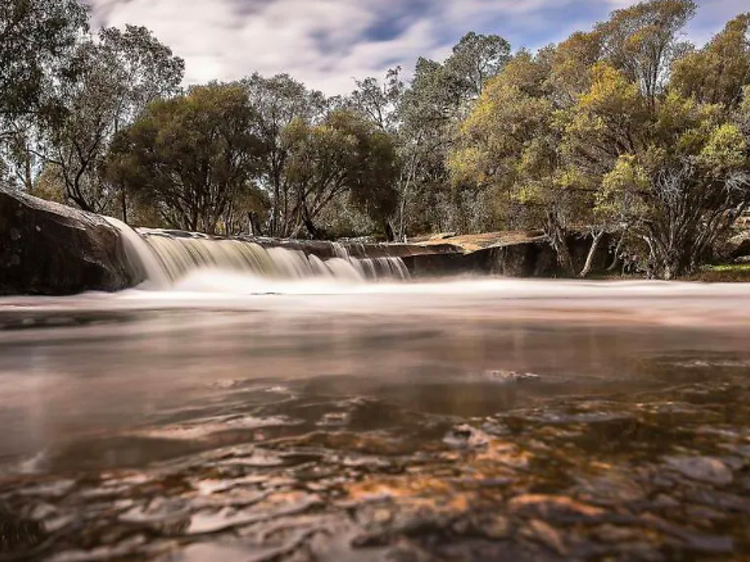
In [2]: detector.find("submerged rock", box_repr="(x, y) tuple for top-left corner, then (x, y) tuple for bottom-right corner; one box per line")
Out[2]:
(664, 456), (734, 486)
(0, 188), (139, 295)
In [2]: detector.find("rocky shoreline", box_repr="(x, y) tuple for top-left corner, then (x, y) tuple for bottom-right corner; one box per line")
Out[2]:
(1, 188), (614, 295)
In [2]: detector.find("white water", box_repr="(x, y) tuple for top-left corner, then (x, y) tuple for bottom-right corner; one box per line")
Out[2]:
(103, 217), (170, 288)
(106, 221), (410, 289)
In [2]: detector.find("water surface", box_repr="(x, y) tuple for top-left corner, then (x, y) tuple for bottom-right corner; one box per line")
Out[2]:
(1, 278), (749, 561)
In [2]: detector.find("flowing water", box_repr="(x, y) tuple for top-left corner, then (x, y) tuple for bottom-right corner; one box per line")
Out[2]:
(1, 225), (750, 561)
(104, 219), (411, 288)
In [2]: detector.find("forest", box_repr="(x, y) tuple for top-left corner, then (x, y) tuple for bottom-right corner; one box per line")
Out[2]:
(1, 0), (749, 278)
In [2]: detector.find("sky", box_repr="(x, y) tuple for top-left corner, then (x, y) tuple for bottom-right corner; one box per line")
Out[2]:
(86, 0), (748, 95)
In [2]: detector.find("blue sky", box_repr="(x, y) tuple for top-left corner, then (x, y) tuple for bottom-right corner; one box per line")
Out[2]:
(87, 0), (748, 94)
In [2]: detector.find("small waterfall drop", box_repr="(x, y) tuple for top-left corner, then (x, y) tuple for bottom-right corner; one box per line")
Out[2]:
(106, 221), (410, 288)
(104, 217), (170, 288)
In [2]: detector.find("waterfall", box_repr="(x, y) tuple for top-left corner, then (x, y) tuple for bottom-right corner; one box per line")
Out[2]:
(106, 221), (410, 288)
(104, 217), (170, 288)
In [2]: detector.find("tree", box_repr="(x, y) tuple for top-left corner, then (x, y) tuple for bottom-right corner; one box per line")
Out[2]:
(349, 67), (404, 134)
(546, 32), (603, 107)
(671, 13), (750, 107)
(445, 32), (512, 98)
(283, 110), (399, 238)
(0, 0), (87, 123)
(561, 27), (750, 278)
(450, 50), (585, 273)
(0, 0), (88, 190)
(592, 94), (750, 278)
(108, 83), (264, 234)
(596, 0), (696, 105)
(42, 25), (184, 214)
(242, 73), (327, 236)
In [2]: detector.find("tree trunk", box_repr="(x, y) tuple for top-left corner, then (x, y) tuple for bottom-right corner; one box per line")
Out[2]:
(546, 214), (574, 276)
(606, 230), (627, 272)
(385, 221), (395, 242)
(120, 186), (128, 223)
(579, 230), (605, 278)
(23, 149), (33, 192)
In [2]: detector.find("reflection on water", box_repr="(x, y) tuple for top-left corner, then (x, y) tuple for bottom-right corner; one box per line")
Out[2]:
(0, 278), (749, 560)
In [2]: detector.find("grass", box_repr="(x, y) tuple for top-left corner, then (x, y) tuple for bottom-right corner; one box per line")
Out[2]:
(686, 263), (750, 282)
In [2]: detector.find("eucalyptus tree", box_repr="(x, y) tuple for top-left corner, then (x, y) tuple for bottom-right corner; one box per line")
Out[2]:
(445, 32), (512, 99)
(0, 0), (87, 123)
(42, 25), (184, 215)
(596, 0), (696, 105)
(451, 0), (750, 278)
(0, 0), (88, 189)
(108, 83), (265, 234)
(671, 13), (750, 107)
(242, 73), (327, 236)
(346, 33), (512, 239)
(348, 67), (403, 134)
(450, 50), (584, 274)
(282, 110), (399, 239)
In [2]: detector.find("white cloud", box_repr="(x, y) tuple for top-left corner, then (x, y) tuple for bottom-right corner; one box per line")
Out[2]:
(85, 0), (744, 95)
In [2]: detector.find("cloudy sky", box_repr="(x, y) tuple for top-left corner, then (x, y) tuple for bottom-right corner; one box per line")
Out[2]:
(86, 0), (746, 95)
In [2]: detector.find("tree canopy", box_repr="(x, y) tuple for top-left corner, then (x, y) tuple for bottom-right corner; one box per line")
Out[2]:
(2, 0), (750, 278)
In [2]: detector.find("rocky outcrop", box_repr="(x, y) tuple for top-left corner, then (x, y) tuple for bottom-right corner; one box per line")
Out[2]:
(406, 232), (613, 278)
(0, 187), (140, 295)
(1, 189), (614, 295)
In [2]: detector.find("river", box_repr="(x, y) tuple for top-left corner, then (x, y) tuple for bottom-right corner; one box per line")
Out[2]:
(1, 277), (749, 560)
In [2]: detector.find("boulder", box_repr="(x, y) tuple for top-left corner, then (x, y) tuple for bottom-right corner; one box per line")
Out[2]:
(0, 187), (140, 295)
(728, 232), (750, 260)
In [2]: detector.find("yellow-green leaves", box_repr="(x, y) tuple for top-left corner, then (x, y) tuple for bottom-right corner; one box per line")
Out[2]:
(671, 13), (750, 107)
(596, 155), (652, 223)
(698, 123), (747, 174)
(579, 63), (644, 118)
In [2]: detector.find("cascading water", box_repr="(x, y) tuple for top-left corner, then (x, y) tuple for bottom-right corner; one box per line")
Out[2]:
(105, 220), (410, 289)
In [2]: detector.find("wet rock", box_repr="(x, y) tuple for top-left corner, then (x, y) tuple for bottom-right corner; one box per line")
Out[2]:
(0, 187), (139, 295)
(478, 514), (511, 540)
(664, 456), (733, 485)
(0, 511), (45, 554)
(683, 488), (750, 513)
(317, 412), (349, 427)
(521, 519), (567, 556)
(685, 534), (735, 554)
(508, 494), (605, 522)
(653, 494), (680, 508)
(443, 425), (490, 449)
(450, 512), (511, 540)
(187, 492), (321, 535)
(685, 505), (727, 524)
(482, 370), (542, 384)
(573, 472), (646, 505)
(592, 524), (641, 543)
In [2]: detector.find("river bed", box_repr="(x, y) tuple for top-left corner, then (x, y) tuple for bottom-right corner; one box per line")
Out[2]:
(1, 278), (749, 561)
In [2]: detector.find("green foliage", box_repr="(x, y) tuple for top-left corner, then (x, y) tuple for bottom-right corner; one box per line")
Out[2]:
(450, 0), (750, 278)
(0, 0), (88, 121)
(283, 110), (399, 238)
(108, 83), (263, 234)
(671, 14), (750, 107)
(596, 0), (696, 102)
(0, 0), (87, 191)
(445, 32), (512, 98)
(3, 0), (750, 278)
(41, 25), (184, 213)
